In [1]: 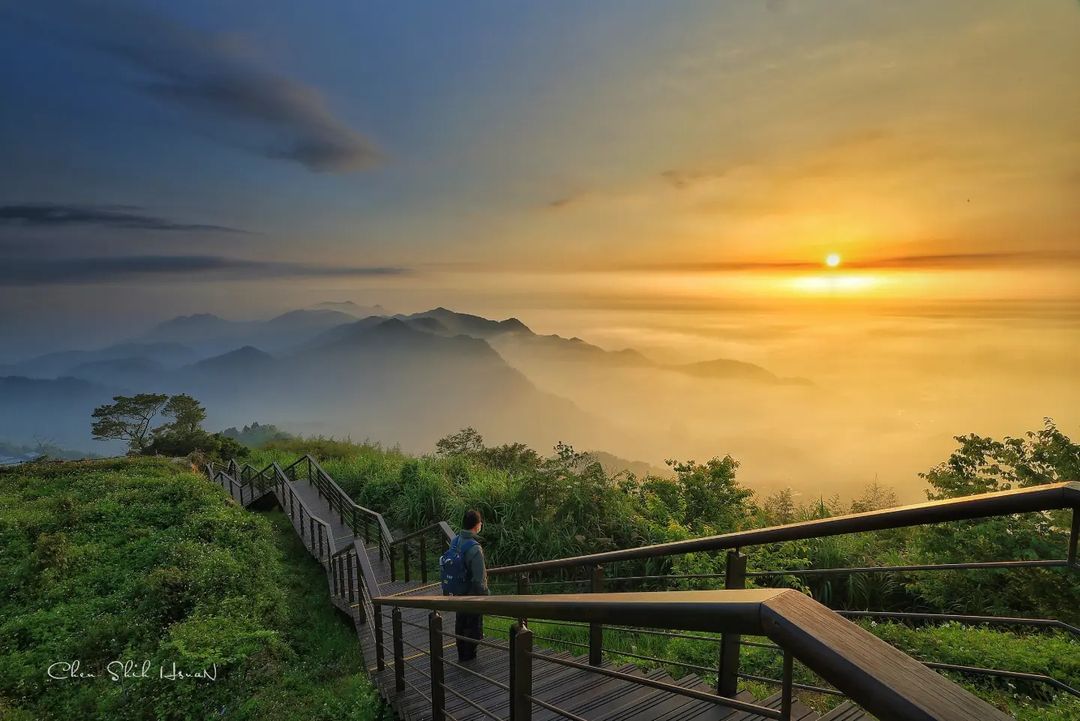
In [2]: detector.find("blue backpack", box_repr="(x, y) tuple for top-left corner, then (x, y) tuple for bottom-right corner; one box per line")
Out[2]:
(440, 535), (478, 595)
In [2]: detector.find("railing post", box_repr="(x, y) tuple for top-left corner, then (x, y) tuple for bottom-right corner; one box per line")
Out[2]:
(517, 573), (530, 627)
(309, 518), (315, 551)
(374, 603), (385, 672)
(390, 544), (397, 582)
(347, 552), (356, 603)
(588, 564), (604, 666)
(780, 650), (793, 721)
(392, 607), (405, 693)
(1069, 509), (1078, 569)
(429, 611), (445, 721)
(356, 559), (367, 624)
(718, 549), (747, 696)
(420, 535), (428, 583)
(403, 540), (411, 582)
(509, 621), (533, 721)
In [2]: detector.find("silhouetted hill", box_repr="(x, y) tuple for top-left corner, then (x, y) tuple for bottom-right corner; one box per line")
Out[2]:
(135, 310), (358, 356)
(0, 304), (808, 460)
(672, 358), (812, 385)
(491, 331), (652, 367)
(267, 309), (356, 330)
(586, 451), (674, 479)
(8, 342), (194, 378)
(308, 315), (395, 348)
(67, 357), (165, 387)
(405, 307), (532, 339)
(143, 313), (242, 342)
(185, 346), (275, 374)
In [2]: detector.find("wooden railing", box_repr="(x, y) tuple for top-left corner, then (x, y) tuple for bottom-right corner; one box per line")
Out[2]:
(487, 480), (1080, 698)
(210, 459), (338, 564)
(212, 456), (1079, 714)
(373, 589), (1013, 721)
(388, 521), (456, 584)
(280, 455), (396, 564)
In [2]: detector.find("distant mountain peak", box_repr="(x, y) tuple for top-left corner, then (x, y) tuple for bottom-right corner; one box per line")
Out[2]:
(190, 345), (274, 370)
(268, 308), (356, 325)
(499, 317), (531, 333)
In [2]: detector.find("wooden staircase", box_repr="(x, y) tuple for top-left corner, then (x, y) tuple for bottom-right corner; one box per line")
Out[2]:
(212, 461), (875, 721)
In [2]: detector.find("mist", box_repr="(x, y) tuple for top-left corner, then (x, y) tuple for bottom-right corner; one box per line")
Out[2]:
(1, 302), (1074, 503)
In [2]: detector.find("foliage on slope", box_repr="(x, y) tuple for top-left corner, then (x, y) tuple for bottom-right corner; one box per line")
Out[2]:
(0, 457), (383, 721)
(249, 420), (1079, 717)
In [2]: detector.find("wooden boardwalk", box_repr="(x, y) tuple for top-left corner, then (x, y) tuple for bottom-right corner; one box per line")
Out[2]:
(223, 471), (871, 721)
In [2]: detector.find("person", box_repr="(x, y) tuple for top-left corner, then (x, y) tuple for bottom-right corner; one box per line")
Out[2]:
(452, 509), (489, 661)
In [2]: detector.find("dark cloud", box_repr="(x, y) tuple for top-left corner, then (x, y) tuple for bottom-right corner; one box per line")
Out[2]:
(0, 255), (408, 286)
(32, 2), (380, 173)
(660, 169), (727, 189)
(546, 194), (584, 210)
(0, 203), (244, 233)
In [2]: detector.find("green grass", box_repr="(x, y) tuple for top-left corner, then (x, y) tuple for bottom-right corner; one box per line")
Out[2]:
(0, 457), (386, 721)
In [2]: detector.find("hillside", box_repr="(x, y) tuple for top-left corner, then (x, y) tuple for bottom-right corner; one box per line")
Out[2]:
(251, 424), (1080, 719)
(0, 458), (384, 721)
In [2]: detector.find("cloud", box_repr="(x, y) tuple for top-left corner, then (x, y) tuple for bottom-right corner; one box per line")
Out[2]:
(587, 251), (1080, 273)
(0, 203), (245, 233)
(660, 169), (729, 189)
(32, 2), (380, 173)
(0, 255), (409, 285)
(546, 193), (588, 210)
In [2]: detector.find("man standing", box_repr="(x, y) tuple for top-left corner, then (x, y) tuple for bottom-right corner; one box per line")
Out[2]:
(452, 509), (488, 662)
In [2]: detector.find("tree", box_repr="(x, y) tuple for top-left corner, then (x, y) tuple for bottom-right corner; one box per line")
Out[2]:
(158, 394), (206, 435)
(668, 456), (751, 533)
(910, 419), (1080, 621)
(849, 480), (898, 513)
(91, 394), (169, 453)
(435, 427), (485, 457)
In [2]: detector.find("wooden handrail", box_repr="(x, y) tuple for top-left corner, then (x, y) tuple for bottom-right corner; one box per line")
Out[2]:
(490, 481), (1080, 576)
(389, 520), (455, 546)
(303, 454), (395, 547)
(374, 589), (1012, 721)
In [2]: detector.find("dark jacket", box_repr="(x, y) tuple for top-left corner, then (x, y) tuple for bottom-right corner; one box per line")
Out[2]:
(458, 529), (489, 596)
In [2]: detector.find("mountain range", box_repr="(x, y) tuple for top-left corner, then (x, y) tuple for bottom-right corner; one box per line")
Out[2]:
(0, 303), (811, 457)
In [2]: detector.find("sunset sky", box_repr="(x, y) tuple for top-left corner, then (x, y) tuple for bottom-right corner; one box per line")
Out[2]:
(1, 0), (1077, 359)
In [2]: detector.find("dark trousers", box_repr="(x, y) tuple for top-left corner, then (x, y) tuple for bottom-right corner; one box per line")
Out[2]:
(455, 612), (483, 661)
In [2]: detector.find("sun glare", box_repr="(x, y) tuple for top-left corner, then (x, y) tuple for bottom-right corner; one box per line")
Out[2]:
(825, 253), (842, 268)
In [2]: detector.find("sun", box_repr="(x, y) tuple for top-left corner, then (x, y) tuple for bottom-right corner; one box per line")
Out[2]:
(825, 253), (842, 268)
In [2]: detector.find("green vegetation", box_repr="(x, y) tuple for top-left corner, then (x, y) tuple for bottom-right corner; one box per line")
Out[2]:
(221, 422), (293, 448)
(0, 457), (384, 721)
(247, 419), (1079, 717)
(90, 393), (247, 460)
